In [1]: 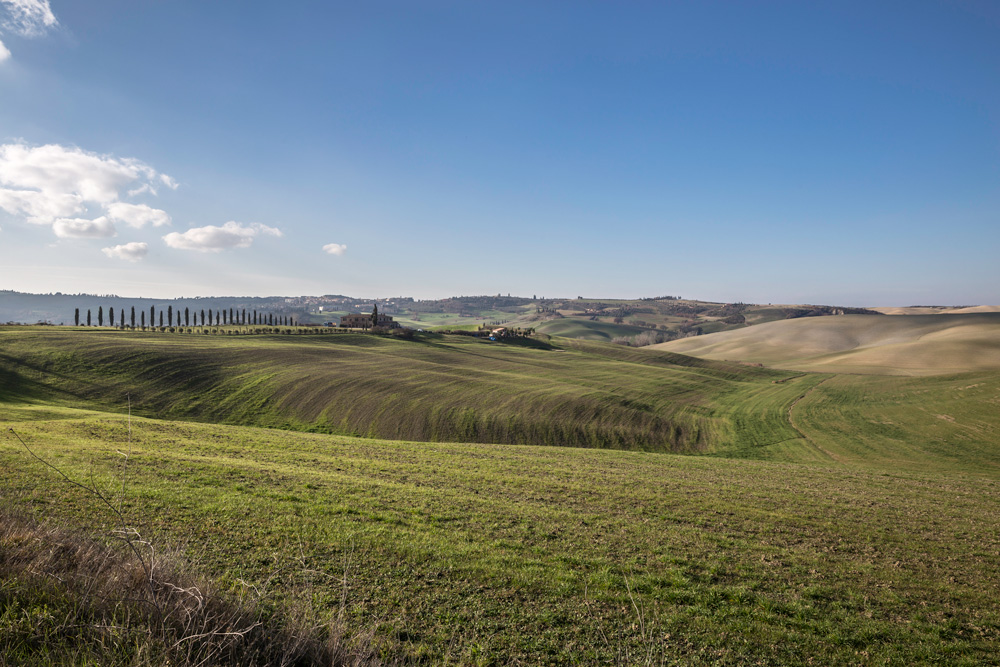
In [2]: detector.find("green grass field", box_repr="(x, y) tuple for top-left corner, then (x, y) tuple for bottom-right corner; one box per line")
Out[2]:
(2, 325), (1000, 664)
(0, 326), (813, 454)
(533, 318), (650, 341)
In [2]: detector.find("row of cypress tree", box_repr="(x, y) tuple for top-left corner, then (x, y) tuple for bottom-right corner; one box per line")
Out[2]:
(73, 306), (293, 328)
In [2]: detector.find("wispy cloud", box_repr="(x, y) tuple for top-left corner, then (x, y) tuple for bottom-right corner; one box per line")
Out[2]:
(1, 0), (57, 37)
(322, 242), (347, 256)
(163, 221), (282, 252)
(0, 142), (175, 239)
(0, 0), (56, 60)
(102, 241), (148, 262)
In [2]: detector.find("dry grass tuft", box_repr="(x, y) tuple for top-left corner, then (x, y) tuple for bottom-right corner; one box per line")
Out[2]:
(0, 508), (392, 666)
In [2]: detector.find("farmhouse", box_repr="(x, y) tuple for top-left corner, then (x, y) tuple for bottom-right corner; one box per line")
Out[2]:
(339, 311), (400, 329)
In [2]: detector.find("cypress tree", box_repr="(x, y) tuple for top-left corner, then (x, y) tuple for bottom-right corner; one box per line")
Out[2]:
(208, 309), (213, 326)
(168, 305), (173, 327)
(150, 306), (155, 328)
(159, 312), (164, 327)
(74, 308), (80, 326)
(109, 308), (115, 327)
(200, 310), (205, 326)
(98, 306), (104, 327)
(87, 309), (91, 326)
(141, 311), (145, 328)
(185, 307), (189, 327)
(130, 307), (135, 328)
(229, 308), (234, 325)
(371, 303), (378, 329)
(242, 309), (246, 325)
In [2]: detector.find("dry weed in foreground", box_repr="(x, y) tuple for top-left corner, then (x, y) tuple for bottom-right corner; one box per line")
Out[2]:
(2, 425), (395, 667)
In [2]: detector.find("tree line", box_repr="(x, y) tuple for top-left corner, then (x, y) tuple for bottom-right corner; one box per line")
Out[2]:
(73, 306), (294, 329)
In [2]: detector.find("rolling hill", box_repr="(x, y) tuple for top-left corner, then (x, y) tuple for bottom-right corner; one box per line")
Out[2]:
(0, 326), (803, 454)
(652, 313), (1000, 375)
(3, 324), (1000, 662)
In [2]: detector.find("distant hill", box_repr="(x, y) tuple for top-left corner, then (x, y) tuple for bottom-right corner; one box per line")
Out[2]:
(9, 289), (985, 347)
(873, 305), (1000, 315)
(651, 313), (1000, 375)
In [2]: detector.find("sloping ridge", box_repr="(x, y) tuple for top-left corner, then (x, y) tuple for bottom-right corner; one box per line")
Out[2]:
(651, 313), (1000, 375)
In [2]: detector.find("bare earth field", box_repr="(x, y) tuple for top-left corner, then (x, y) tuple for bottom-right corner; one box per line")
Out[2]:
(652, 313), (1000, 375)
(872, 305), (1000, 315)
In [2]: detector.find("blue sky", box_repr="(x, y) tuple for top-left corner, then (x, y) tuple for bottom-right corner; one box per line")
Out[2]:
(1, 1), (997, 305)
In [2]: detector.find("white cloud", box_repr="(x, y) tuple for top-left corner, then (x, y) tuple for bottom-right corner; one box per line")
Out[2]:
(106, 202), (171, 228)
(323, 242), (347, 256)
(163, 221), (282, 252)
(0, 38), (10, 61)
(52, 216), (116, 238)
(1, 0), (57, 37)
(0, 143), (163, 207)
(0, 142), (175, 240)
(102, 241), (148, 262)
(0, 186), (84, 222)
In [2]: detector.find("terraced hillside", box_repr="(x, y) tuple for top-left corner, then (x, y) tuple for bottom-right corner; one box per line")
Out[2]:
(652, 313), (1000, 375)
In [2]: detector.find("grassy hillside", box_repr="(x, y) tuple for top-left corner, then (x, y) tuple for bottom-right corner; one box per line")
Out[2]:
(2, 404), (999, 664)
(0, 326), (809, 455)
(3, 326), (1000, 473)
(4, 324), (1000, 663)
(652, 313), (1000, 375)
(533, 318), (648, 340)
